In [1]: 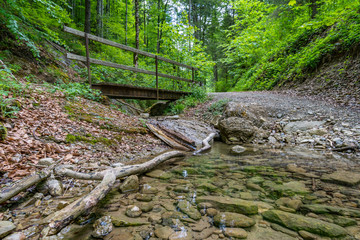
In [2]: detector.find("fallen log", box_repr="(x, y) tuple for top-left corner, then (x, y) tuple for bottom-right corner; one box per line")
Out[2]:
(194, 132), (216, 155)
(146, 123), (191, 151)
(41, 169), (116, 235)
(0, 163), (58, 204)
(41, 150), (185, 235)
(55, 150), (185, 180)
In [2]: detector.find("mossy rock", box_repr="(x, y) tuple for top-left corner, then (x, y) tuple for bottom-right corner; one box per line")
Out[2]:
(0, 124), (7, 141)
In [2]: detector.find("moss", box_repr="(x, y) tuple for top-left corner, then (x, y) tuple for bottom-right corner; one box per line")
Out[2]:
(0, 124), (7, 141)
(65, 134), (116, 146)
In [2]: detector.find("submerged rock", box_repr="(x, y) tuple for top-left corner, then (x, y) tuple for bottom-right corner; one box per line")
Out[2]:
(177, 201), (201, 220)
(273, 181), (309, 194)
(120, 175), (139, 193)
(110, 213), (149, 227)
(230, 145), (246, 155)
(125, 205), (142, 218)
(154, 226), (174, 239)
(262, 210), (348, 237)
(3, 232), (26, 240)
(247, 225), (297, 240)
(301, 204), (360, 217)
(141, 184), (159, 194)
(146, 169), (172, 179)
(321, 170), (360, 186)
(213, 212), (255, 228)
(223, 228), (248, 239)
(92, 216), (113, 238)
(196, 196), (258, 215)
(0, 221), (16, 238)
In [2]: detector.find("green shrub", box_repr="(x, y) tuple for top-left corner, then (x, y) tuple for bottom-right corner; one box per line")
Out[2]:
(50, 82), (102, 101)
(208, 98), (231, 116)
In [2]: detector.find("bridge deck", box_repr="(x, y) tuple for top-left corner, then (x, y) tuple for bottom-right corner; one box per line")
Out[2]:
(91, 83), (190, 100)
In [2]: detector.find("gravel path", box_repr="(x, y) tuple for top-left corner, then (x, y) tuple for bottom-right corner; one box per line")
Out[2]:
(210, 91), (360, 125)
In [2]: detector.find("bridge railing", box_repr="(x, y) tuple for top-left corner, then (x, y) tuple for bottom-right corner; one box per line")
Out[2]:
(64, 26), (200, 100)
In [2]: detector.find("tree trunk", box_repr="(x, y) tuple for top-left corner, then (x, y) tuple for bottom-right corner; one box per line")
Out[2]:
(157, 0), (161, 54)
(310, 0), (318, 19)
(143, 0), (146, 46)
(188, 0), (191, 51)
(96, 0), (103, 37)
(84, 0), (91, 33)
(125, 0), (128, 45)
(134, 0), (139, 67)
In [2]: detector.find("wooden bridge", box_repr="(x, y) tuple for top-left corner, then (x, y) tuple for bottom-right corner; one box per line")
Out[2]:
(64, 26), (201, 100)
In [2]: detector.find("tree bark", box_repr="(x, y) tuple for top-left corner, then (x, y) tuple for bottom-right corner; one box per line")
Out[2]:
(134, 0), (140, 67)
(42, 169), (116, 235)
(84, 0), (91, 33)
(96, 0), (103, 37)
(310, 0), (318, 19)
(125, 0), (128, 45)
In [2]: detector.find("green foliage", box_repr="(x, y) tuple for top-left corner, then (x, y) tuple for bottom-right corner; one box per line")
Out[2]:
(167, 87), (208, 115)
(208, 98), (230, 116)
(0, 73), (24, 118)
(220, 0), (360, 91)
(49, 82), (102, 101)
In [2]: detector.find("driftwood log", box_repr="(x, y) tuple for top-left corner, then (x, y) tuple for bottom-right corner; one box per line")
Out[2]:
(41, 169), (116, 235)
(194, 133), (216, 154)
(0, 164), (57, 204)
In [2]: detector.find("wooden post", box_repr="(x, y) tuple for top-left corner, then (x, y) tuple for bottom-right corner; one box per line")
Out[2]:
(85, 33), (92, 85)
(155, 55), (159, 100)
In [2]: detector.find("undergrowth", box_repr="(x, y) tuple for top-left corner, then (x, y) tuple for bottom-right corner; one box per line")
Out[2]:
(166, 87), (208, 115)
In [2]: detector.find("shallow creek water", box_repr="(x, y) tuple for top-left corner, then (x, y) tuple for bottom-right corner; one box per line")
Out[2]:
(58, 142), (360, 240)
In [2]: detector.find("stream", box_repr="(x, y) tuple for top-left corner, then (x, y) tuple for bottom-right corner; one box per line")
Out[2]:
(52, 142), (360, 240)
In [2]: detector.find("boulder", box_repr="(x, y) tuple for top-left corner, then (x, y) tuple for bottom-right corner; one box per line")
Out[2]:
(177, 201), (201, 220)
(196, 196), (258, 215)
(262, 210), (347, 237)
(92, 216), (113, 238)
(218, 117), (258, 144)
(213, 212), (255, 228)
(223, 102), (265, 128)
(120, 175), (139, 193)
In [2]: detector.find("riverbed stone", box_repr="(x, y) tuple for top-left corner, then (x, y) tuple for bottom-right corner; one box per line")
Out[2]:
(275, 197), (302, 210)
(300, 204), (360, 217)
(135, 193), (153, 202)
(273, 181), (309, 194)
(230, 145), (246, 155)
(92, 216), (113, 238)
(141, 184), (159, 194)
(139, 202), (153, 213)
(125, 205), (142, 218)
(120, 175), (139, 193)
(283, 121), (325, 133)
(219, 117), (258, 144)
(196, 196), (258, 215)
(177, 200), (201, 220)
(247, 225), (297, 240)
(146, 169), (172, 179)
(3, 232), (26, 240)
(213, 212), (255, 228)
(0, 221), (16, 238)
(110, 212), (149, 227)
(169, 227), (193, 240)
(154, 226), (175, 239)
(321, 170), (360, 186)
(45, 179), (64, 196)
(223, 228), (248, 239)
(262, 210), (348, 237)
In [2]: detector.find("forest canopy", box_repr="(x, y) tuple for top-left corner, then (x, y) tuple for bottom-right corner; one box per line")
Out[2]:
(0, 0), (359, 92)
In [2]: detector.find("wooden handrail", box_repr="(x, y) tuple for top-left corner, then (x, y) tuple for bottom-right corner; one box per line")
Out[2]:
(64, 26), (199, 71)
(67, 53), (194, 83)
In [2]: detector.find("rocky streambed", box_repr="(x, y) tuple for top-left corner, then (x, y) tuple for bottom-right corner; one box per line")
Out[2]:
(13, 142), (358, 240)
